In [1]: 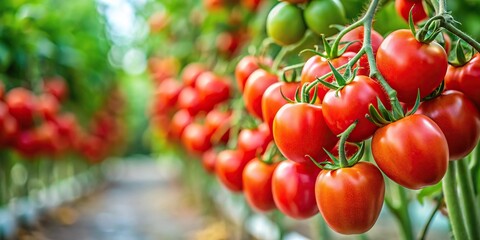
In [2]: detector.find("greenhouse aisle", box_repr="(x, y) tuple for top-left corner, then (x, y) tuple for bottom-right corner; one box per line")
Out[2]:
(25, 158), (222, 240)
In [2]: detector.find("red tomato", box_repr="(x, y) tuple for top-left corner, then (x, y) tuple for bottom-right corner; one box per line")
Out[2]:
(241, 0), (263, 11)
(243, 69), (278, 119)
(322, 76), (390, 142)
(215, 149), (251, 192)
(51, 113), (79, 149)
(182, 63), (206, 87)
(301, 52), (369, 103)
(417, 90), (480, 160)
(316, 162), (385, 234)
(0, 81), (4, 100)
(261, 81), (300, 131)
(235, 56), (262, 92)
(196, 72), (231, 112)
(43, 76), (68, 102)
(237, 123), (272, 161)
(169, 110), (194, 140)
(177, 87), (204, 116)
(445, 53), (480, 109)
(216, 31), (242, 57)
(36, 121), (64, 156)
(0, 103), (18, 146)
(5, 88), (37, 128)
(376, 29), (448, 104)
(181, 123), (212, 154)
(395, 0), (427, 24)
(372, 115), (448, 189)
(273, 103), (337, 164)
(155, 78), (182, 109)
(243, 158), (278, 212)
(202, 149), (217, 174)
(14, 130), (41, 158)
(340, 26), (384, 53)
(205, 109), (231, 144)
(272, 160), (319, 219)
(37, 94), (60, 121)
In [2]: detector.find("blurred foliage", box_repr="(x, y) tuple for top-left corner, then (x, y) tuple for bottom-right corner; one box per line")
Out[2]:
(0, 0), (115, 120)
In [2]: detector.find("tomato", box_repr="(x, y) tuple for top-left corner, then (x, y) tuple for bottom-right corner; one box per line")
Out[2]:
(339, 0), (368, 20)
(177, 87), (204, 116)
(5, 88), (37, 128)
(181, 123), (212, 154)
(169, 110), (194, 140)
(37, 94), (60, 121)
(417, 90), (480, 160)
(322, 76), (390, 142)
(261, 81), (300, 131)
(205, 109), (231, 144)
(237, 123), (272, 161)
(301, 52), (369, 103)
(445, 53), (480, 109)
(372, 115), (448, 189)
(376, 30), (448, 104)
(272, 160), (319, 219)
(36, 121), (63, 156)
(196, 72), (231, 112)
(0, 103), (18, 146)
(241, 0), (263, 11)
(152, 78), (182, 114)
(243, 69), (278, 119)
(43, 76), (68, 102)
(216, 31), (242, 57)
(51, 113), (78, 148)
(215, 149), (251, 192)
(340, 26), (384, 54)
(243, 158), (278, 212)
(315, 162), (385, 234)
(14, 130), (41, 158)
(395, 0), (427, 24)
(304, 0), (347, 37)
(235, 56), (271, 92)
(273, 103), (337, 164)
(280, 0), (309, 3)
(267, 2), (306, 46)
(202, 149), (217, 174)
(181, 63), (206, 87)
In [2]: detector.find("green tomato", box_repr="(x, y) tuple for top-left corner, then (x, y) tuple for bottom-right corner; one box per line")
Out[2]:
(339, 0), (368, 20)
(304, 0), (347, 37)
(267, 2), (306, 46)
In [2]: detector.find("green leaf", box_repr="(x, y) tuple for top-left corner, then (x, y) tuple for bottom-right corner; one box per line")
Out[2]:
(417, 182), (443, 205)
(327, 61), (346, 86)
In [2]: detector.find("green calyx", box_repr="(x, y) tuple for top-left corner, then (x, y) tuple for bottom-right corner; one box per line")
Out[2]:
(260, 142), (283, 165)
(299, 34), (356, 60)
(366, 90), (421, 127)
(307, 121), (366, 170)
(449, 39), (475, 67)
(423, 81), (445, 101)
(280, 68), (298, 83)
(317, 61), (357, 95)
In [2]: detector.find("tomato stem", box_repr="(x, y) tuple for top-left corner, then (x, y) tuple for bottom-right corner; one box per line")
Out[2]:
(337, 121), (357, 168)
(417, 196), (442, 240)
(384, 182), (414, 240)
(455, 158), (480, 239)
(330, 20), (364, 58)
(442, 161), (469, 240)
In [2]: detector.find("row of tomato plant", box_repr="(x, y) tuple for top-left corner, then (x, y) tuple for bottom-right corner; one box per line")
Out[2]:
(148, 0), (480, 239)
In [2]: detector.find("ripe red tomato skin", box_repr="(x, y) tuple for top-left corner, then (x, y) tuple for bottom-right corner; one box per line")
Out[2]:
(445, 53), (480, 109)
(205, 109), (231, 144)
(243, 158), (278, 212)
(272, 160), (319, 219)
(177, 87), (204, 116)
(215, 149), (251, 192)
(395, 0), (427, 24)
(202, 149), (217, 174)
(322, 76), (390, 142)
(261, 81), (300, 131)
(5, 88), (37, 128)
(372, 115), (448, 189)
(273, 103), (337, 164)
(301, 52), (369, 103)
(316, 162), (385, 234)
(169, 110), (194, 140)
(196, 72), (231, 111)
(340, 26), (384, 54)
(243, 69), (278, 119)
(237, 123), (272, 161)
(235, 56), (260, 92)
(376, 29), (448, 104)
(182, 63), (206, 87)
(181, 123), (212, 154)
(417, 90), (480, 160)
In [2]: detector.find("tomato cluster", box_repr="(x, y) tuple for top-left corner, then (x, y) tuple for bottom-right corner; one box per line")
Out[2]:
(0, 78), (125, 163)
(148, 0), (480, 236)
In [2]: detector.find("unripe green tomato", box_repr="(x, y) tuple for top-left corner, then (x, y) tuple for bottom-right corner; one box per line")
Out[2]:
(280, 0), (309, 3)
(267, 2), (306, 46)
(339, 0), (368, 20)
(304, 0), (347, 37)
